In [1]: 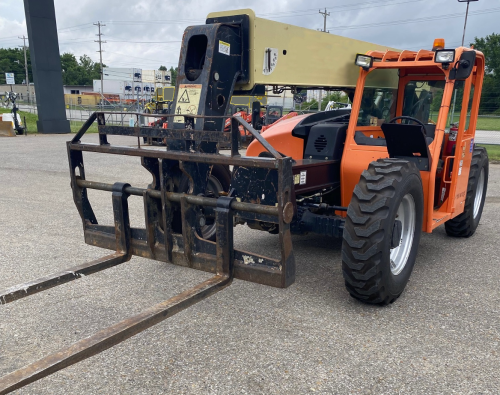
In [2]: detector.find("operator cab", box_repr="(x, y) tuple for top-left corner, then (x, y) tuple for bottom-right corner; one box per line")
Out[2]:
(354, 76), (442, 151)
(350, 55), (474, 173)
(226, 104), (249, 115)
(264, 105), (283, 125)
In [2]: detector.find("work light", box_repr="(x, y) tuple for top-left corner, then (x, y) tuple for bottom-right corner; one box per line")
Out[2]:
(355, 54), (373, 70)
(434, 50), (455, 64)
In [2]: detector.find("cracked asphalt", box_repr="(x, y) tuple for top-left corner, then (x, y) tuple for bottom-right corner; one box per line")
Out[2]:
(0, 134), (499, 394)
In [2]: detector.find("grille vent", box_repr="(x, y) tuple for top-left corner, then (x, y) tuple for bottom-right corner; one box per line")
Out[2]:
(314, 135), (328, 152)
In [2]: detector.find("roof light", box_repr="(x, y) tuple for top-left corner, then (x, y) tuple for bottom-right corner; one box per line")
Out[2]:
(355, 54), (373, 70)
(432, 38), (445, 51)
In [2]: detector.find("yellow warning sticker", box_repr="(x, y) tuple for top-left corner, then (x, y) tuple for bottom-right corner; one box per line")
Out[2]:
(174, 84), (202, 124)
(219, 40), (230, 56)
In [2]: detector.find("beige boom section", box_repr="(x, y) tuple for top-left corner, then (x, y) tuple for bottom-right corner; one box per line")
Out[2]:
(207, 9), (398, 91)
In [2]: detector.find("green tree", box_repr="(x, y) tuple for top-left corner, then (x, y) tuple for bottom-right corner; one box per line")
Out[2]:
(300, 91), (349, 111)
(471, 34), (500, 114)
(301, 98), (318, 111)
(169, 66), (178, 86)
(472, 33), (500, 77)
(78, 55), (102, 85)
(321, 91), (349, 109)
(158, 65), (167, 71)
(0, 48), (33, 84)
(60, 53), (81, 85)
(60, 53), (103, 85)
(2, 47), (103, 87)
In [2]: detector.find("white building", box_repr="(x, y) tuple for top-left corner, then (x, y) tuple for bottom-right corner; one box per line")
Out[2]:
(97, 68), (171, 100)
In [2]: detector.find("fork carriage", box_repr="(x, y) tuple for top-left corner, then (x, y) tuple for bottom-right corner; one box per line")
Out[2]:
(0, 111), (298, 394)
(69, 111), (296, 289)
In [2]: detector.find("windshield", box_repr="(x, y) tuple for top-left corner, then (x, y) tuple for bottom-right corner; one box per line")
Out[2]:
(402, 80), (445, 124)
(357, 69), (399, 126)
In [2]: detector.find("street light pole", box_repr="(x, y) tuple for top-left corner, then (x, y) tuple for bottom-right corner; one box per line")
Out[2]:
(458, 0), (479, 47)
(451, 0), (478, 125)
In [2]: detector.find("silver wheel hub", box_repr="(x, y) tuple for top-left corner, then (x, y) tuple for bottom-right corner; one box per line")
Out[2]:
(390, 194), (416, 276)
(473, 168), (485, 219)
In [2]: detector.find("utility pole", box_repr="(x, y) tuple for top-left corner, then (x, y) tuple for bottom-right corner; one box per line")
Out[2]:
(319, 8), (330, 34)
(94, 21), (106, 107)
(18, 35), (30, 106)
(458, 0), (479, 46)
(317, 8), (330, 112)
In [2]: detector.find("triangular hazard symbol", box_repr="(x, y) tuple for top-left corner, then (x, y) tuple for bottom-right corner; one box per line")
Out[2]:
(178, 90), (190, 103)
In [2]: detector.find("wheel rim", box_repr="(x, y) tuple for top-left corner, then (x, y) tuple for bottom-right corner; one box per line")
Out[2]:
(390, 194), (416, 276)
(473, 168), (485, 219)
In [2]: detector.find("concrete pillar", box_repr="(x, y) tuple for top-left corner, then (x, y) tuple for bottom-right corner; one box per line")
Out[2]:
(24, 0), (70, 134)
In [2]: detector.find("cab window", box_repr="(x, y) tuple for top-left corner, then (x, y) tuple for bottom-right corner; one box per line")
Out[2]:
(357, 69), (399, 126)
(402, 80), (445, 125)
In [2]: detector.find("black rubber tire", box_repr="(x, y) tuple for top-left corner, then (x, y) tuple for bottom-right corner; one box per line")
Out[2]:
(342, 159), (424, 305)
(174, 164), (231, 241)
(445, 146), (488, 238)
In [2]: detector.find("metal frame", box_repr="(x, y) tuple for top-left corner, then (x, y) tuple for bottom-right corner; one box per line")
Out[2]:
(68, 111), (295, 288)
(0, 112), (295, 393)
(340, 47), (485, 233)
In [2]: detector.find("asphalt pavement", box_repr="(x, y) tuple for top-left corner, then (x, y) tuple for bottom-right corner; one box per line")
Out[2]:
(0, 134), (499, 394)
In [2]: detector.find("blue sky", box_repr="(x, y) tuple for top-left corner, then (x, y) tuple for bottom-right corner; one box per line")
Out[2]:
(0, 0), (498, 69)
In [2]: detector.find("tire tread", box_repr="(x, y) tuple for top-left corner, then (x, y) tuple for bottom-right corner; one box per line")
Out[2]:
(342, 159), (422, 305)
(445, 147), (488, 237)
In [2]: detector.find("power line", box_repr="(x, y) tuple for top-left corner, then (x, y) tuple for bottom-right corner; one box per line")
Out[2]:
(103, 19), (202, 26)
(58, 26), (95, 34)
(0, 35), (22, 41)
(106, 39), (182, 44)
(58, 22), (94, 31)
(327, 7), (500, 30)
(0, 23), (95, 40)
(259, 0), (424, 19)
(105, 51), (177, 64)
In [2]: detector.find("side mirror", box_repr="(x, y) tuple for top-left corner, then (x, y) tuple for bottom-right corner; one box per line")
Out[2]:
(449, 51), (476, 80)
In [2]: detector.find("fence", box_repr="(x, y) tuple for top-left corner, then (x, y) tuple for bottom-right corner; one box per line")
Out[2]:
(7, 99), (500, 144)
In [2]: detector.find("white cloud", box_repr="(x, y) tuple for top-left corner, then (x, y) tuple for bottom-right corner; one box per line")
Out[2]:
(1, 0), (498, 70)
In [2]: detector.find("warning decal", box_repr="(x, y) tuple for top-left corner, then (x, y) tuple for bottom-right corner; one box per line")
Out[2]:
(174, 84), (202, 124)
(178, 89), (190, 103)
(219, 40), (230, 56)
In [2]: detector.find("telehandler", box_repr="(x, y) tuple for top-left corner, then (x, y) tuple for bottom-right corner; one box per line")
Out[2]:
(144, 86), (176, 114)
(0, 9), (487, 393)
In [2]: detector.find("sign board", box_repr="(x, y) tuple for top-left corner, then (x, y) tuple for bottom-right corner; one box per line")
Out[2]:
(174, 84), (202, 123)
(5, 73), (15, 85)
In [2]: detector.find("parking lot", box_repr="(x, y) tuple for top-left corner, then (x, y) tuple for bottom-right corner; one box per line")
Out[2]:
(1, 134), (499, 394)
